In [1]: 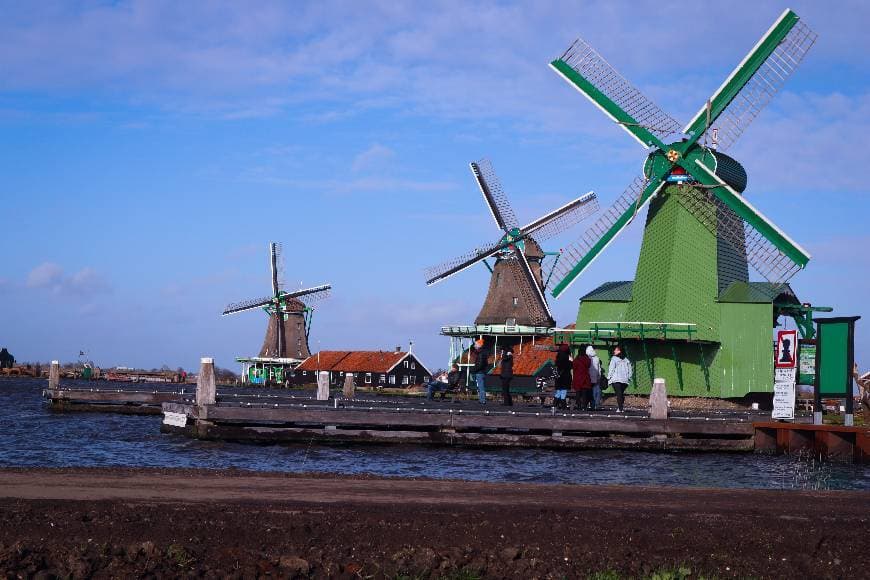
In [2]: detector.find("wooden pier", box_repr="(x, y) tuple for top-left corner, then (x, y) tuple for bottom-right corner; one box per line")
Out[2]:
(44, 387), (190, 415)
(161, 400), (755, 452)
(754, 421), (870, 463)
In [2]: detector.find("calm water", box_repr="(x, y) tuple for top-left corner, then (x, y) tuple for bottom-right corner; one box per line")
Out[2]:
(2, 378), (868, 490)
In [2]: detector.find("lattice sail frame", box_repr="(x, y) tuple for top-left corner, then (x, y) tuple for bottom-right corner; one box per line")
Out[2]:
(288, 285), (332, 307)
(677, 187), (801, 285)
(690, 20), (817, 151)
(525, 192), (600, 242)
(505, 253), (553, 326)
(559, 37), (682, 143)
(552, 176), (650, 285)
(472, 158), (519, 231)
(223, 295), (275, 316)
(424, 239), (505, 285)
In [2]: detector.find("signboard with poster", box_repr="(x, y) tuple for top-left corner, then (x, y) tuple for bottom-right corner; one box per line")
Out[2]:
(798, 340), (816, 386)
(772, 330), (798, 420)
(775, 329), (798, 369)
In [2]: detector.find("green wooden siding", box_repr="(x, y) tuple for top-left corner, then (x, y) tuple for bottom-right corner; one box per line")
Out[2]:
(625, 186), (721, 342)
(716, 303), (774, 396)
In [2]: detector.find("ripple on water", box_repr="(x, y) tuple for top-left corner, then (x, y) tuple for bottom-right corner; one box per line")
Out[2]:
(2, 379), (868, 490)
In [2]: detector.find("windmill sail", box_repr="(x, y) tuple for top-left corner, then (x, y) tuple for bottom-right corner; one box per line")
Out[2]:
(551, 176), (665, 297)
(471, 159), (519, 231)
(552, 37), (682, 147)
(508, 250), (554, 326)
(424, 239), (507, 285)
(284, 284), (332, 306)
(677, 188), (801, 285)
(223, 295), (275, 316)
(686, 160), (810, 284)
(684, 11), (817, 151)
(521, 192), (599, 241)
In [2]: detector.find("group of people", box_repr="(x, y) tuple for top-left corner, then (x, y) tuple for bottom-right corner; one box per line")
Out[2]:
(555, 343), (631, 412)
(427, 339), (515, 406)
(426, 339), (632, 411)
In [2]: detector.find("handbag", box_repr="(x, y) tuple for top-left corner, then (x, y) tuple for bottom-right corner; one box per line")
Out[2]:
(597, 360), (608, 389)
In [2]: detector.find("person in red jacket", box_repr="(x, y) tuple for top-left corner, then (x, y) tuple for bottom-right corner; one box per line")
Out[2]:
(571, 344), (593, 411)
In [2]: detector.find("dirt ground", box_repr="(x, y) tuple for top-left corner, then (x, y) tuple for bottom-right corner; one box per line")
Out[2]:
(0, 468), (867, 579)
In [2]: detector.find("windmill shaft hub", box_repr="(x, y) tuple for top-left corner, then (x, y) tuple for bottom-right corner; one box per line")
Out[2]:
(645, 145), (747, 194)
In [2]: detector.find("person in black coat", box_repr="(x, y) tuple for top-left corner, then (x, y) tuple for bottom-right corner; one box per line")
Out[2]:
(470, 340), (490, 405)
(554, 343), (572, 409)
(500, 346), (514, 407)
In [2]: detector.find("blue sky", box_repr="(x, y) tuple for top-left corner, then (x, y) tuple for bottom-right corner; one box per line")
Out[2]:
(1, 1), (868, 372)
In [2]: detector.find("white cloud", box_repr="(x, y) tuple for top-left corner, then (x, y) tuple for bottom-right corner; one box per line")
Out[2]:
(26, 262), (64, 289)
(25, 262), (109, 296)
(2, 1), (865, 132)
(351, 143), (395, 173)
(735, 91), (870, 193)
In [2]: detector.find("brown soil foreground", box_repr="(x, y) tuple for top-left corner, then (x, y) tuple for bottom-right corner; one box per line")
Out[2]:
(0, 468), (867, 579)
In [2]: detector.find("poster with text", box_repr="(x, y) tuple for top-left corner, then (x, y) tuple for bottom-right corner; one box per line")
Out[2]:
(775, 330), (798, 369)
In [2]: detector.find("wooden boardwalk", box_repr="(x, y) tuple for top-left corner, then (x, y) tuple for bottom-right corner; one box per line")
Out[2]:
(44, 387), (190, 415)
(162, 399), (756, 452)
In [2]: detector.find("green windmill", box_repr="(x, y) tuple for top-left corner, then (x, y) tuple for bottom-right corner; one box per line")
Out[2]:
(548, 9), (822, 397)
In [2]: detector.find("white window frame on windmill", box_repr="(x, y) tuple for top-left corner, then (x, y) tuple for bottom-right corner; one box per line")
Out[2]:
(365, 373), (372, 384)
(380, 374), (386, 383)
(402, 375), (409, 385)
(513, 297), (519, 306)
(389, 375), (396, 385)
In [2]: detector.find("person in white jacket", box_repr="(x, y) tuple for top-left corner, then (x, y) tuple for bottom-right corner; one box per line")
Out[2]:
(586, 345), (603, 411)
(607, 345), (632, 413)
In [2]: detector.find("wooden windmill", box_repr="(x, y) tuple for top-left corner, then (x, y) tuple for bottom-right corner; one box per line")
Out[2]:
(223, 242), (331, 360)
(425, 158), (598, 327)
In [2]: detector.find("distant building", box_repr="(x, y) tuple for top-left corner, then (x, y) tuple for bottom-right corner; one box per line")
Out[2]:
(0, 348), (14, 369)
(292, 349), (432, 388)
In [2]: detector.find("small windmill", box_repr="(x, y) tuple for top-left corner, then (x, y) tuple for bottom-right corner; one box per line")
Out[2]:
(425, 159), (598, 327)
(546, 9), (819, 397)
(223, 243), (331, 360)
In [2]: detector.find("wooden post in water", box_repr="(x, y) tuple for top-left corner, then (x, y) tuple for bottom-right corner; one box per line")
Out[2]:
(343, 373), (355, 399)
(650, 378), (668, 420)
(316, 371), (330, 401)
(48, 360), (60, 389)
(197, 357), (216, 407)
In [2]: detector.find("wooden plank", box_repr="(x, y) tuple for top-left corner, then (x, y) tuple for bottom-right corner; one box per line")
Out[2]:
(753, 422), (869, 434)
(48, 401), (164, 415)
(199, 405), (752, 436)
(191, 423), (754, 452)
(162, 402), (196, 415)
(45, 389), (185, 404)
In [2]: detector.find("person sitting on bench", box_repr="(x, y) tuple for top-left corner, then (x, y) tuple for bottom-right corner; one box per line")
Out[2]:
(426, 364), (461, 400)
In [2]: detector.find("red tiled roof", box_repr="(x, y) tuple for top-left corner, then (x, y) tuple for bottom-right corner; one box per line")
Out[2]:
(491, 336), (555, 377)
(296, 351), (352, 371)
(332, 351), (407, 373)
(298, 350), (419, 374)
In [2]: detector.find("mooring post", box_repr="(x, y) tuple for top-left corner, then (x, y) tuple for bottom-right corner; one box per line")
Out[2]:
(650, 378), (668, 420)
(196, 357), (216, 407)
(317, 371), (330, 401)
(343, 373), (355, 399)
(48, 360), (60, 390)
